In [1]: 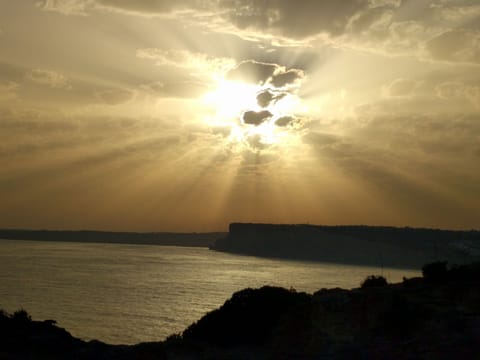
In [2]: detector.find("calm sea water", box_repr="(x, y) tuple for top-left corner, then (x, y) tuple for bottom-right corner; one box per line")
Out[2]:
(0, 239), (420, 344)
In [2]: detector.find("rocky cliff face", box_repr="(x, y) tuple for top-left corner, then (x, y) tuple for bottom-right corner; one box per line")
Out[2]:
(211, 223), (478, 268)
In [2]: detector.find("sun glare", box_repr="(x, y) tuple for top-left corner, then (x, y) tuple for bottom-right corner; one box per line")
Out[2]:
(202, 78), (306, 150)
(203, 80), (261, 119)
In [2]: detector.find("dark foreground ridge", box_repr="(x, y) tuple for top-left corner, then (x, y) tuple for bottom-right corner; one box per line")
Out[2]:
(0, 229), (226, 247)
(211, 223), (480, 268)
(2, 262), (480, 359)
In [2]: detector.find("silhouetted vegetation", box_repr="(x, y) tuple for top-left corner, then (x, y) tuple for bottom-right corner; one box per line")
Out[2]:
(361, 275), (388, 288)
(422, 261), (448, 282)
(12, 309), (31, 322)
(182, 286), (311, 347)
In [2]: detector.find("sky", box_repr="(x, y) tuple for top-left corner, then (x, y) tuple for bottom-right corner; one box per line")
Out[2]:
(0, 0), (479, 232)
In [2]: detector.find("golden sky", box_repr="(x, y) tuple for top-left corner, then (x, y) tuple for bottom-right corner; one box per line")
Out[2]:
(1, 0), (479, 231)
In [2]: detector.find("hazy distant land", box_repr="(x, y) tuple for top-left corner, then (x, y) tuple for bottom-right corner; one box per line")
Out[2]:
(0, 229), (225, 247)
(2, 223), (479, 269)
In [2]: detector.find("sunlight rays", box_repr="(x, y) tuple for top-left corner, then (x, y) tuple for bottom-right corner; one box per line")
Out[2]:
(202, 76), (307, 151)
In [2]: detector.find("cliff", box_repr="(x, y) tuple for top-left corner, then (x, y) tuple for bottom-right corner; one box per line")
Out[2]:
(211, 223), (480, 268)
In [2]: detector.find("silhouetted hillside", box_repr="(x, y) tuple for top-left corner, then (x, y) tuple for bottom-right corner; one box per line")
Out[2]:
(0, 229), (226, 247)
(211, 223), (480, 268)
(2, 261), (480, 359)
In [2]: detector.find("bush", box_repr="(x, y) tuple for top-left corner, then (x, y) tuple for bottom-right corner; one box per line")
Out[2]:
(361, 275), (388, 288)
(12, 309), (31, 322)
(182, 286), (310, 346)
(422, 261), (447, 282)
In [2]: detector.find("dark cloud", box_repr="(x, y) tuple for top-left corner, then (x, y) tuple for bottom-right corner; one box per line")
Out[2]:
(256, 90), (287, 107)
(226, 60), (305, 90)
(243, 110), (272, 125)
(256, 90), (274, 107)
(226, 60), (277, 85)
(45, 0), (381, 41)
(39, 0), (480, 67)
(220, 0), (380, 39)
(275, 116), (295, 127)
(60, 0), (373, 39)
(270, 69), (304, 87)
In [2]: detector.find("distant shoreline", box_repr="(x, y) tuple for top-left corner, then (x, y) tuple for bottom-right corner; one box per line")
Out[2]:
(0, 229), (226, 248)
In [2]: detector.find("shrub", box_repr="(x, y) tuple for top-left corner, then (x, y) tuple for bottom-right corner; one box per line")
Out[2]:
(12, 309), (31, 322)
(361, 275), (388, 288)
(182, 286), (309, 346)
(422, 261), (447, 282)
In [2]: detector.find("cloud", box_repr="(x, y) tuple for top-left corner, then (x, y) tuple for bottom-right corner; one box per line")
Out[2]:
(141, 81), (208, 99)
(425, 30), (480, 64)
(242, 110), (272, 126)
(96, 0), (212, 16)
(430, 3), (480, 29)
(275, 116), (295, 127)
(435, 81), (480, 108)
(226, 60), (305, 88)
(0, 107), (182, 163)
(39, 0), (94, 15)
(435, 81), (466, 100)
(0, 81), (19, 101)
(40, 0), (377, 42)
(347, 6), (394, 34)
(97, 0), (183, 14)
(226, 60), (277, 85)
(245, 134), (270, 151)
(38, 0), (480, 66)
(384, 78), (419, 97)
(25, 69), (70, 89)
(270, 69), (304, 88)
(136, 48), (234, 73)
(95, 88), (133, 105)
(303, 113), (480, 226)
(221, 0), (372, 39)
(256, 90), (287, 108)
(38, 0), (212, 17)
(466, 87), (480, 108)
(256, 90), (275, 107)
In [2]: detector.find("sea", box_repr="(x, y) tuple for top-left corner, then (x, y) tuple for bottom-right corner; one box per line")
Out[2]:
(0, 239), (420, 344)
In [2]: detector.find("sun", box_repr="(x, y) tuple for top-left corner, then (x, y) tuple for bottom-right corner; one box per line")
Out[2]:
(203, 80), (262, 120)
(202, 77), (306, 150)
